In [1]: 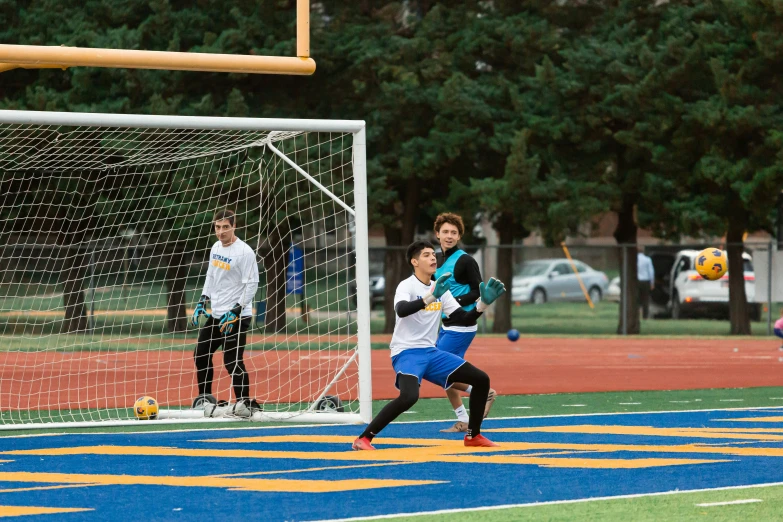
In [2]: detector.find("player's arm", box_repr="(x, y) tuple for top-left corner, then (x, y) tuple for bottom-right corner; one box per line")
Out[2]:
(453, 255), (481, 307)
(394, 273), (452, 318)
(443, 277), (506, 322)
(192, 252), (215, 327)
(219, 250), (259, 335)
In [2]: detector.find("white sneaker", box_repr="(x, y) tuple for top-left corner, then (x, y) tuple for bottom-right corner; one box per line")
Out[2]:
(231, 401), (252, 418)
(204, 403), (229, 418)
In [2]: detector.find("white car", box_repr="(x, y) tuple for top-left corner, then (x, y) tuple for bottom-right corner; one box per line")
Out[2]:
(511, 259), (609, 304)
(668, 249), (760, 320)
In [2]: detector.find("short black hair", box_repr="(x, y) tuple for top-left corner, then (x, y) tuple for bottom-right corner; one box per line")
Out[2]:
(213, 209), (235, 226)
(406, 240), (435, 267)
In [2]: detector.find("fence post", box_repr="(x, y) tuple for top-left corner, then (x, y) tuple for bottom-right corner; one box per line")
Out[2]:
(768, 241), (773, 336)
(621, 244), (627, 336)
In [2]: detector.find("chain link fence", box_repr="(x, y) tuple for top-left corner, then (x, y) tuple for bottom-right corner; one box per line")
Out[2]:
(2, 241), (779, 337)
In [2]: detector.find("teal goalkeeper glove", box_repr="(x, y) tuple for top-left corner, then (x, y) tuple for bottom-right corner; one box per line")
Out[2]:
(191, 295), (211, 327)
(219, 303), (243, 334)
(477, 277), (506, 312)
(423, 273), (452, 305)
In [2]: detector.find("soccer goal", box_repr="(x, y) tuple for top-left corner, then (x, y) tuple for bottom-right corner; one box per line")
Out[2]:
(0, 110), (371, 429)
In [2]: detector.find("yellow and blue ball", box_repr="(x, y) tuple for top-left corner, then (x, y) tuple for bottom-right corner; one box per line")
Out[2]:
(695, 248), (728, 281)
(134, 396), (159, 420)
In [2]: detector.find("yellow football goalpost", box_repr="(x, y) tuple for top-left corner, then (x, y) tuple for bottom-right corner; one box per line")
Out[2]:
(0, 0), (315, 75)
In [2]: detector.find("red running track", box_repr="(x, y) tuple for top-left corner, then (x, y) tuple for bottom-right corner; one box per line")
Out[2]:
(2, 337), (783, 409)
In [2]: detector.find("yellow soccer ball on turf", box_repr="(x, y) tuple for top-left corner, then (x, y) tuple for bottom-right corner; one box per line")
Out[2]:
(134, 396), (159, 420)
(695, 248), (728, 281)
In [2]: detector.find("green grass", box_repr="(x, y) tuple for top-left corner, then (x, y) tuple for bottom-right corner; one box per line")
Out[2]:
(2, 386), (781, 437)
(508, 301), (775, 336)
(386, 484), (783, 521)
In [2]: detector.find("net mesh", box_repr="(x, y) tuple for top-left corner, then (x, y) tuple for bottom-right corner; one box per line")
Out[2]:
(0, 121), (362, 425)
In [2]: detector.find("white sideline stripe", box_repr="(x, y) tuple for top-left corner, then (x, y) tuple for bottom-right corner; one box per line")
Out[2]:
(695, 499), (762, 507)
(5, 405), (783, 439)
(510, 406), (532, 409)
(619, 402), (641, 405)
(720, 399), (744, 402)
(311, 484), (783, 522)
(562, 404), (586, 407)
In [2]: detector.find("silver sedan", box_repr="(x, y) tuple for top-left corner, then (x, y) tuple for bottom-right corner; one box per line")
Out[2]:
(511, 259), (610, 304)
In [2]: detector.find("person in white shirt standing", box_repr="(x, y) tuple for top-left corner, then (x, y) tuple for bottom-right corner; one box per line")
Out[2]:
(352, 240), (506, 451)
(637, 247), (655, 320)
(191, 209), (261, 417)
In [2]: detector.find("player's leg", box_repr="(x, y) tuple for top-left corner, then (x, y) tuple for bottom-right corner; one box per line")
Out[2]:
(353, 350), (426, 450)
(447, 362), (498, 447)
(222, 317), (261, 417)
(194, 316), (224, 398)
(222, 317), (251, 400)
(437, 328), (496, 431)
(353, 374), (419, 450)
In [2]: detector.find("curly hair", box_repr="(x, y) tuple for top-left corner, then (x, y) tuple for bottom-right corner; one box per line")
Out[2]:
(433, 212), (465, 237)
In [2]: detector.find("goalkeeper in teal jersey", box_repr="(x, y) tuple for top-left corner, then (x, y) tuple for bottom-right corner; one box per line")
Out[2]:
(433, 213), (497, 432)
(190, 209), (261, 417)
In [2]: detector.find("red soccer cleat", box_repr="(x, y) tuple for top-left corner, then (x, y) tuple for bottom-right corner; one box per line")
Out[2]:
(352, 437), (376, 451)
(464, 434), (499, 448)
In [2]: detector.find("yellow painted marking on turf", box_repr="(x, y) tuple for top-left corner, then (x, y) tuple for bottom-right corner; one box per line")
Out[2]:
(210, 461), (416, 478)
(199, 435), (452, 445)
(0, 471), (441, 493)
(0, 442), (730, 469)
(484, 425), (783, 442)
(0, 505), (92, 517)
(0, 483), (103, 493)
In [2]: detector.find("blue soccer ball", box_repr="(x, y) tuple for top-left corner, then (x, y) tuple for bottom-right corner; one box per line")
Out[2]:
(507, 329), (520, 342)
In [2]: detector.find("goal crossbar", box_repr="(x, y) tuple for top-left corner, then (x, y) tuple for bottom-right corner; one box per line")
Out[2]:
(0, 0), (314, 75)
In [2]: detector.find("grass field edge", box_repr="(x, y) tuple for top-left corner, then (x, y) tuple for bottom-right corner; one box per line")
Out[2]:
(311, 481), (783, 522)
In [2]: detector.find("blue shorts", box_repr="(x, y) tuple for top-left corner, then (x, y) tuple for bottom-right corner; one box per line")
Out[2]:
(391, 347), (466, 390)
(436, 328), (477, 358)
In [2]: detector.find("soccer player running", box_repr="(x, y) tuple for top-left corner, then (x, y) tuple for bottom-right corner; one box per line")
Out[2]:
(433, 213), (496, 433)
(353, 240), (505, 450)
(191, 209), (261, 417)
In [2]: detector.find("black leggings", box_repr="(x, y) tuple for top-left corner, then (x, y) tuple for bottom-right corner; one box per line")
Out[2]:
(194, 315), (252, 401)
(361, 362), (490, 439)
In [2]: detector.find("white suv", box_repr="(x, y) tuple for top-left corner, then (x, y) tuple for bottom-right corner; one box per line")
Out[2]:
(668, 249), (760, 320)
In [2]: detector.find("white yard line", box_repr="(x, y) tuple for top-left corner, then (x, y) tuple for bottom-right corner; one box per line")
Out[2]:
(695, 499), (762, 507)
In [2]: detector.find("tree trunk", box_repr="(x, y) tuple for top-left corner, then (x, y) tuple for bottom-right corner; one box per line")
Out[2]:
(382, 183), (420, 334)
(166, 250), (188, 333)
(491, 216), (514, 333)
(614, 195), (640, 335)
(262, 235), (289, 333)
(726, 219), (750, 335)
(61, 249), (88, 333)
(383, 227), (405, 334)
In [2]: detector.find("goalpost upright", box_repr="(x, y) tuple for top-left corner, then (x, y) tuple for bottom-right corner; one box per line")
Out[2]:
(0, 109), (372, 429)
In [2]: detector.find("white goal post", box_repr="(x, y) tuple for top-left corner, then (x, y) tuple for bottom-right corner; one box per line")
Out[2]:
(0, 110), (372, 429)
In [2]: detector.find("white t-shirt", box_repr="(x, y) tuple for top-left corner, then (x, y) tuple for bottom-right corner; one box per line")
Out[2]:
(389, 274), (461, 357)
(201, 238), (259, 318)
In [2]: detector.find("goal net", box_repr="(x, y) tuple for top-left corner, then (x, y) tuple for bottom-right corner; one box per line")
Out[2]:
(0, 110), (371, 428)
